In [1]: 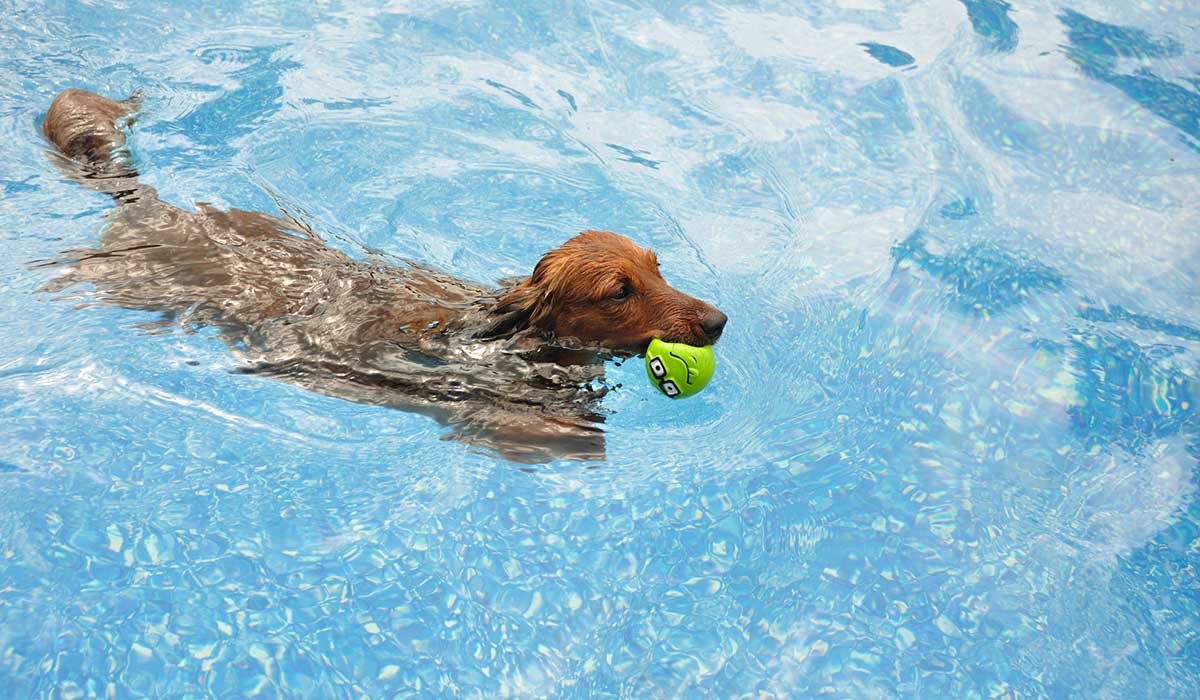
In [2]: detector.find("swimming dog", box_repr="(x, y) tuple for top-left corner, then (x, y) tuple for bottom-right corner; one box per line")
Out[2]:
(39, 89), (727, 462)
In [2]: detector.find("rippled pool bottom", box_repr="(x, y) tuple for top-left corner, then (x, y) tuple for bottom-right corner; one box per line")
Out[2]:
(2, 0), (1199, 698)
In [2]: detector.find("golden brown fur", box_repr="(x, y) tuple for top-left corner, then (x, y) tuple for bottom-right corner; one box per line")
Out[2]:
(482, 230), (725, 351)
(38, 88), (727, 462)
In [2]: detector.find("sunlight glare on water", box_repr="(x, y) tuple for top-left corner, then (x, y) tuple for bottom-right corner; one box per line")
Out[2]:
(1, 0), (1199, 698)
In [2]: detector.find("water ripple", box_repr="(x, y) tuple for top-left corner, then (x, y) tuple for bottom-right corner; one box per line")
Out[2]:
(1, 1), (1199, 698)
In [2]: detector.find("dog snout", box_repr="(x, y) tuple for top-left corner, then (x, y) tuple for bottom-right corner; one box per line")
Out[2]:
(699, 309), (727, 343)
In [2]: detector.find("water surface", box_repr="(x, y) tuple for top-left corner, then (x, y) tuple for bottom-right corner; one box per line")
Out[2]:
(1, 1), (1198, 698)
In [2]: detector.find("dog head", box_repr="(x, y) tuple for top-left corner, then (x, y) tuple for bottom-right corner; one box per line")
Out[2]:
(481, 230), (726, 354)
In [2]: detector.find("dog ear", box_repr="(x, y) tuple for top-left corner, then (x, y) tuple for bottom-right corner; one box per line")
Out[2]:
(477, 248), (571, 340)
(477, 283), (549, 340)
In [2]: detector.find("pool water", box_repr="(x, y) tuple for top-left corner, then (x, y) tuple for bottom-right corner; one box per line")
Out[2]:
(2, 0), (1199, 697)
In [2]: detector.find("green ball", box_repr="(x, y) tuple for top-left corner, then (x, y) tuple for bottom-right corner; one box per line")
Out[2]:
(645, 338), (716, 399)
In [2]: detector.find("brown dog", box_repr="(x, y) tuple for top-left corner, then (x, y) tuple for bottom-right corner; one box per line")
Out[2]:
(39, 89), (727, 462)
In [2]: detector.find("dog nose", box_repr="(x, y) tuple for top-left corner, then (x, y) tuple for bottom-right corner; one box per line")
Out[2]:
(700, 310), (727, 341)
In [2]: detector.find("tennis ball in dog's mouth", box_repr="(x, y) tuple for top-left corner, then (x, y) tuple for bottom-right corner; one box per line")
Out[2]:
(645, 338), (715, 399)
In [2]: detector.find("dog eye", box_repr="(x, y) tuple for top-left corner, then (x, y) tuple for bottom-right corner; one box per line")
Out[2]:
(611, 282), (633, 301)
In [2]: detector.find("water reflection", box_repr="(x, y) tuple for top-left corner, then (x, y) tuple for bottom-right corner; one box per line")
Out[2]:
(1065, 330), (1195, 448)
(2, 0), (1200, 697)
(164, 44), (300, 149)
(860, 42), (915, 69)
(1062, 8), (1199, 147)
(959, 0), (1019, 53)
(891, 229), (1063, 315)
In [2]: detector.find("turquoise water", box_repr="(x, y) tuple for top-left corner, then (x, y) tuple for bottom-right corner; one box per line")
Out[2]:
(2, 1), (1199, 697)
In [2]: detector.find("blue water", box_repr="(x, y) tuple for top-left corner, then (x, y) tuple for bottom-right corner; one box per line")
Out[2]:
(2, 1), (1199, 697)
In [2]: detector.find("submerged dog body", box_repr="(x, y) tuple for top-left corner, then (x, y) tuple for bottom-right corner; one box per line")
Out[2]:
(40, 89), (726, 462)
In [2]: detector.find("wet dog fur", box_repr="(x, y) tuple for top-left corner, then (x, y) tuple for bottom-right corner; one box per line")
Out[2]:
(39, 89), (727, 462)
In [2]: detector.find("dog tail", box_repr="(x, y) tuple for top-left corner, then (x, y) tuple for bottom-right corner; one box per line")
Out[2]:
(42, 88), (142, 200)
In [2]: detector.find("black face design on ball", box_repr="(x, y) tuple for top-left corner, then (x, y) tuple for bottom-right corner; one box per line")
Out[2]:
(649, 358), (666, 378)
